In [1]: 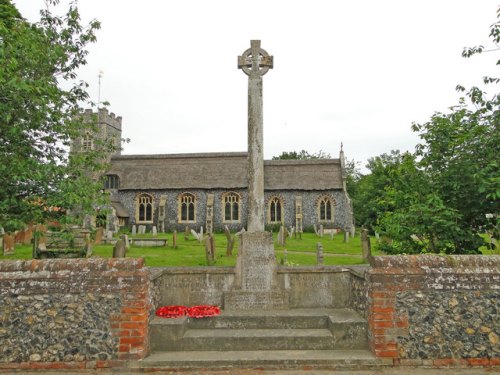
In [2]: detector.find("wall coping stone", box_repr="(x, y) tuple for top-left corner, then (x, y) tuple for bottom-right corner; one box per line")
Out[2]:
(369, 254), (500, 269)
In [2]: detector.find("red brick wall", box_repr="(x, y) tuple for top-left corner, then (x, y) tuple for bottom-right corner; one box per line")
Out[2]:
(367, 255), (500, 367)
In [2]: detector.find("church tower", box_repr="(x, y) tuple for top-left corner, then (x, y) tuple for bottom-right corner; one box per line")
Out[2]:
(70, 108), (122, 160)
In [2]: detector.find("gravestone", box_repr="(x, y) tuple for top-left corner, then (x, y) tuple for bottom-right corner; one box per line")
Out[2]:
(319, 224), (324, 238)
(112, 238), (126, 258)
(205, 234), (215, 266)
(224, 225), (235, 256)
(361, 229), (372, 262)
(121, 234), (130, 251)
(172, 230), (177, 249)
(94, 227), (104, 245)
(106, 230), (113, 241)
(344, 230), (350, 243)
(131, 225), (137, 236)
(3, 233), (14, 255)
(224, 40), (288, 310)
(152, 226), (158, 237)
(278, 225), (286, 246)
(184, 226), (190, 241)
(316, 242), (324, 265)
(329, 230), (335, 240)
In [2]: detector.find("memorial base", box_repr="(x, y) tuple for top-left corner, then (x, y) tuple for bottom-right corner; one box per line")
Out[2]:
(224, 231), (289, 310)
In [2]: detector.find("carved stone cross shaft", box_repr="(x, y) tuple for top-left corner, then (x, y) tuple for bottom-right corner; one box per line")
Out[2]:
(238, 40), (273, 232)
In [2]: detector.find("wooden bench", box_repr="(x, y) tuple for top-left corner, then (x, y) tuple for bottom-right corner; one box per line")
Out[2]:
(33, 228), (92, 259)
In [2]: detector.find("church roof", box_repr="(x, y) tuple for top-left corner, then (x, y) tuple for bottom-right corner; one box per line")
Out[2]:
(108, 152), (344, 191)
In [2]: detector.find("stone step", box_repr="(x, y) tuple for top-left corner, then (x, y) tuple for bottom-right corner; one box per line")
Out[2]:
(135, 349), (389, 371)
(150, 308), (368, 352)
(181, 328), (335, 351)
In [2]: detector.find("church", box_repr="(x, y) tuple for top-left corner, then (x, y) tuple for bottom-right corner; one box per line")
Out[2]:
(74, 108), (354, 234)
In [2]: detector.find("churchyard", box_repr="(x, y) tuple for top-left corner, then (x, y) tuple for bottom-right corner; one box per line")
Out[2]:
(0, 230), (380, 266)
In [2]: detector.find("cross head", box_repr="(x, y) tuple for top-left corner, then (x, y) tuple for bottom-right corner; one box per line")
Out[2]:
(238, 40), (273, 77)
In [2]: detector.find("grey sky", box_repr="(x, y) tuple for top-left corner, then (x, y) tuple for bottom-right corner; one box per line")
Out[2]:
(17, 0), (499, 170)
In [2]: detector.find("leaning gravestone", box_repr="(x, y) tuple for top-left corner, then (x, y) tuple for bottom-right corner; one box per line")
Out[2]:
(224, 40), (288, 310)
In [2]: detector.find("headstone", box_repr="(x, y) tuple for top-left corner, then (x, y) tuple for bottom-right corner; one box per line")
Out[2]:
(172, 230), (177, 249)
(375, 231), (380, 240)
(329, 230), (335, 240)
(140, 225), (146, 235)
(361, 229), (372, 262)
(288, 226), (294, 239)
(283, 249), (288, 264)
(106, 230), (113, 241)
(206, 194), (214, 234)
(184, 226), (190, 241)
(3, 233), (15, 255)
(205, 234), (215, 266)
(314, 224), (319, 236)
(94, 227), (104, 245)
(35, 224), (47, 251)
(224, 225), (235, 256)
(278, 226), (285, 246)
(22, 225), (34, 245)
(131, 225), (137, 236)
(343, 230), (350, 243)
(319, 224), (324, 238)
(316, 242), (324, 265)
(121, 234), (130, 251)
(152, 226), (158, 237)
(112, 239), (126, 258)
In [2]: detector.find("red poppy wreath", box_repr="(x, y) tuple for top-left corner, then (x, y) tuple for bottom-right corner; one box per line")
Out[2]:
(155, 305), (220, 319)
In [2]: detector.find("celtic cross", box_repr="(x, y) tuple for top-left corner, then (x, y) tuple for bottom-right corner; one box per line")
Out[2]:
(238, 40), (273, 232)
(238, 40), (274, 77)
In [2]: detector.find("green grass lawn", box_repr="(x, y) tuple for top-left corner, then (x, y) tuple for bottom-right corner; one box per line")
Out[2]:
(2, 231), (496, 267)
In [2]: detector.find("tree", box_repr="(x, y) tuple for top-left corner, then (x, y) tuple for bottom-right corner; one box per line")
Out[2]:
(272, 149), (332, 160)
(375, 8), (500, 254)
(0, 0), (113, 232)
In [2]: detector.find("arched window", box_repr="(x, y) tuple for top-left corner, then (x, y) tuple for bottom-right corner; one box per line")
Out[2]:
(222, 192), (240, 222)
(136, 193), (153, 223)
(318, 196), (335, 222)
(179, 193), (196, 223)
(82, 133), (93, 151)
(268, 196), (283, 224)
(104, 174), (119, 189)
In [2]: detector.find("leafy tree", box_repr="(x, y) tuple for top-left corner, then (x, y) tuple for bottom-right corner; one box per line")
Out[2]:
(0, 0), (112, 232)
(376, 8), (500, 254)
(272, 149), (332, 160)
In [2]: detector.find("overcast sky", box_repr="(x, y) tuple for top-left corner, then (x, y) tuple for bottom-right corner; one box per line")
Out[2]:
(17, 1), (499, 171)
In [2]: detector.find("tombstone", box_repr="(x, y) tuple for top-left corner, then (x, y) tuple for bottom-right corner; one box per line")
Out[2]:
(288, 226), (294, 239)
(343, 230), (350, 243)
(184, 226), (190, 241)
(313, 224), (319, 237)
(94, 227), (104, 245)
(316, 242), (324, 265)
(172, 230), (177, 249)
(361, 229), (372, 262)
(112, 238), (126, 258)
(375, 231), (380, 240)
(205, 234), (215, 266)
(22, 225), (34, 245)
(3, 233), (15, 255)
(277, 226), (286, 246)
(224, 225), (235, 256)
(319, 224), (324, 238)
(140, 225), (146, 235)
(131, 225), (137, 236)
(35, 224), (47, 251)
(329, 230), (335, 240)
(283, 249), (288, 265)
(106, 230), (113, 241)
(152, 226), (158, 237)
(121, 234), (130, 251)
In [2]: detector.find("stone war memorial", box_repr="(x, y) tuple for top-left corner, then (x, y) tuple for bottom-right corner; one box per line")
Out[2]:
(0, 41), (499, 372)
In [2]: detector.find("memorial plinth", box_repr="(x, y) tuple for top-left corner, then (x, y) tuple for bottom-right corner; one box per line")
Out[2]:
(224, 40), (289, 310)
(224, 232), (288, 310)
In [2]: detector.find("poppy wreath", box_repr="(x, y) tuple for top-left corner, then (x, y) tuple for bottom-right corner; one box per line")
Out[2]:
(155, 305), (221, 319)
(186, 305), (221, 318)
(155, 305), (186, 318)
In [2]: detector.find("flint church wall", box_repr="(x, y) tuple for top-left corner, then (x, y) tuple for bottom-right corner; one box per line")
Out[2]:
(116, 189), (352, 233)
